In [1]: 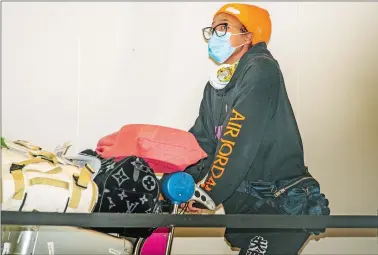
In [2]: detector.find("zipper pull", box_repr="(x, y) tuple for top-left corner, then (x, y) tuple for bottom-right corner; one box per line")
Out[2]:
(274, 188), (286, 198)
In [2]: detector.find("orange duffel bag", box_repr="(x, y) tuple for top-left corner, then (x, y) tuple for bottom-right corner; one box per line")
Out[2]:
(96, 124), (207, 174)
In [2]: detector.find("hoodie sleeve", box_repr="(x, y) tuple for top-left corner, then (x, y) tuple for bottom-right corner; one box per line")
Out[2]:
(185, 87), (217, 182)
(200, 57), (280, 206)
(188, 94), (216, 156)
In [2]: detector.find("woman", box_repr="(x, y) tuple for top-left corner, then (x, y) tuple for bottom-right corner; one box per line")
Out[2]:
(184, 3), (330, 255)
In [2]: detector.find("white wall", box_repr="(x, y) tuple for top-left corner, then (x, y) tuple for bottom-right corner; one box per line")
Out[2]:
(2, 2), (378, 254)
(2, 2), (300, 152)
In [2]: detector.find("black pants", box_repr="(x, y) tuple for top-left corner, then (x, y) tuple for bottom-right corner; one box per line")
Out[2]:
(225, 197), (310, 255)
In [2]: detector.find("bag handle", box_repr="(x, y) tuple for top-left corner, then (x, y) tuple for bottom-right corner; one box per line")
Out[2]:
(13, 140), (42, 151)
(4, 138), (57, 163)
(29, 151), (58, 165)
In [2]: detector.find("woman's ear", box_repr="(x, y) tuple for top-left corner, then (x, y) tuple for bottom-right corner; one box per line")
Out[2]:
(245, 32), (253, 45)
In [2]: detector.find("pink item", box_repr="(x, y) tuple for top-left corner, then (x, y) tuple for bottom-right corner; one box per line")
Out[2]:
(140, 228), (170, 255)
(96, 124), (207, 173)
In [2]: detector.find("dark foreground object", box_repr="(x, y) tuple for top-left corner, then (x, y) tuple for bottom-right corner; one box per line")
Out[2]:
(2, 211), (378, 229)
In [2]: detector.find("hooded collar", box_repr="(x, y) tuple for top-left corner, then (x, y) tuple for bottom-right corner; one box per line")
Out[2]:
(214, 42), (270, 95)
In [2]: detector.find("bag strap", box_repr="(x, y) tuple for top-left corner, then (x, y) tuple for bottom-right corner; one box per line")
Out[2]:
(25, 167), (62, 175)
(68, 164), (97, 210)
(9, 157), (55, 174)
(73, 164), (95, 189)
(10, 170), (25, 201)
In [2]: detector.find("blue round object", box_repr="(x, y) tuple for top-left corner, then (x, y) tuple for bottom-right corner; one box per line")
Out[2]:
(161, 172), (195, 204)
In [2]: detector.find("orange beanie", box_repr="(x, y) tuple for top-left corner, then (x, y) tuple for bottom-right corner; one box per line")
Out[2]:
(214, 3), (272, 45)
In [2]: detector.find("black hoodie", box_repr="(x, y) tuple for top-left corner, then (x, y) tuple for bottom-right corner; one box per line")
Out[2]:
(186, 42), (307, 207)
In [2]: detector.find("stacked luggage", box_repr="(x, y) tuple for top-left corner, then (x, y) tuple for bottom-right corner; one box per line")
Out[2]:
(1, 124), (209, 255)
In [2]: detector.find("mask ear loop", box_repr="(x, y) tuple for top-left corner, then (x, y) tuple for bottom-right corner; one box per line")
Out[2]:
(229, 31), (251, 49)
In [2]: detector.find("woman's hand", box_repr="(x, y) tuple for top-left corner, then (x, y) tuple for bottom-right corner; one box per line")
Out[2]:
(180, 200), (202, 213)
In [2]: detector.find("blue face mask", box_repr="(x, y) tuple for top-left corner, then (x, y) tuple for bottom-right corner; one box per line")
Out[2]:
(208, 32), (246, 64)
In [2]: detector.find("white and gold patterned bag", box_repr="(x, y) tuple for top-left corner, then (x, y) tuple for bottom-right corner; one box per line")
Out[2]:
(1, 138), (98, 213)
